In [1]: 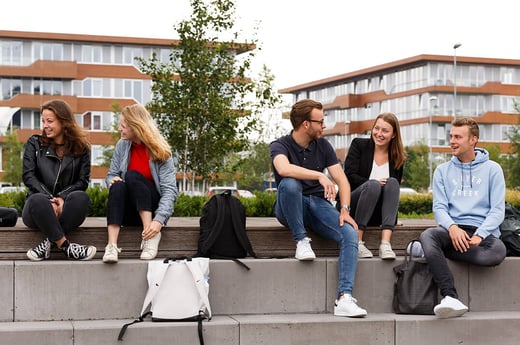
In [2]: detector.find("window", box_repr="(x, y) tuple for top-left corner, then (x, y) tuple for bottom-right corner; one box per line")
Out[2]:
(1, 41), (23, 65)
(82, 112), (102, 131)
(33, 42), (63, 61)
(81, 45), (102, 63)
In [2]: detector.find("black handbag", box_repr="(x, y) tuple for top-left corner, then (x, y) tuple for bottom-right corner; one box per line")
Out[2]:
(392, 239), (438, 314)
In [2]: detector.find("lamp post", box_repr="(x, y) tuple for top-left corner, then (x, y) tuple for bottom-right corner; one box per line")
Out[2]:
(453, 43), (462, 118)
(428, 96), (438, 191)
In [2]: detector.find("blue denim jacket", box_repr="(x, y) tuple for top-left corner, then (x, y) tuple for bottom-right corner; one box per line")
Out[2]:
(106, 139), (178, 225)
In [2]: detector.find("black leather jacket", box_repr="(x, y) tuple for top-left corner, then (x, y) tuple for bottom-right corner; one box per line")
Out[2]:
(22, 135), (91, 199)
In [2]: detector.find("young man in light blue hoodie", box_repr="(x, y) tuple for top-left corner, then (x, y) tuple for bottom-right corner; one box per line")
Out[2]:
(419, 117), (507, 318)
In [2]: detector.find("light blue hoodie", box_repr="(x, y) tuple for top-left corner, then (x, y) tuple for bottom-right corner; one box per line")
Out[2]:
(432, 148), (505, 239)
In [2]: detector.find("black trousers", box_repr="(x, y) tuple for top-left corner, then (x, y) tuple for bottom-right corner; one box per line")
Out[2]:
(106, 170), (160, 227)
(22, 191), (90, 242)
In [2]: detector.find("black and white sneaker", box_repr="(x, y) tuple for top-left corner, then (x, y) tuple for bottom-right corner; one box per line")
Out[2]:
(27, 238), (52, 261)
(63, 242), (97, 261)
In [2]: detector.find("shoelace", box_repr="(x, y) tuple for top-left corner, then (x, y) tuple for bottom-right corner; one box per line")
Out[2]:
(33, 239), (50, 256)
(141, 239), (155, 250)
(106, 244), (121, 255)
(67, 243), (89, 259)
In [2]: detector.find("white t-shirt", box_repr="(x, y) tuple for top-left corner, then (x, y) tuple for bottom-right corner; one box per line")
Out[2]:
(369, 160), (389, 180)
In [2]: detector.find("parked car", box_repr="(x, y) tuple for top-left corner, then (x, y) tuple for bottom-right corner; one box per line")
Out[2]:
(265, 188), (277, 194)
(238, 190), (255, 198)
(400, 187), (419, 195)
(208, 186), (239, 197)
(0, 186), (26, 194)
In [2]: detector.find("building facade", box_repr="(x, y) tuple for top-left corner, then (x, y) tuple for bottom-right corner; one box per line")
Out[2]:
(0, 30), (185, 186)
(279, 55), (520, 165)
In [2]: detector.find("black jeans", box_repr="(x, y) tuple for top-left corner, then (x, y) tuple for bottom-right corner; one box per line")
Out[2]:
(420, 225), (507, 298)
(22, 191), (90, 242)
(106, 170), (160, 226)
(350, 177), (400, 230)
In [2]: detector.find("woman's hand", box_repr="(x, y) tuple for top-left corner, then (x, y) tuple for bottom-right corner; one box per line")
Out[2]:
(142, 220), (163, 240)
(50, 197), (64, 217)
(109, 176), (124, 186)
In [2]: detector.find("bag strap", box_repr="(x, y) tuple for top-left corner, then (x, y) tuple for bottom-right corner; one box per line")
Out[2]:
(200, 195), (227, 254)
(185, 258), (212, 319)
(228, 196), (257, 258)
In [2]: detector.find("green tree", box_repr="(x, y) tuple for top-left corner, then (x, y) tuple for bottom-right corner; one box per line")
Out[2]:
(503, 100), (520, 188)
(2, 131), (23, 186)
(403, 143), (430, 191)
(139, 0), (279, 192)
(99, 103), (122, 168)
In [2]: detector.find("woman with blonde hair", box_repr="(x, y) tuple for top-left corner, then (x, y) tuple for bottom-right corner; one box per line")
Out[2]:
(343, 112), (407, 259)
(103, 104), (178, 263)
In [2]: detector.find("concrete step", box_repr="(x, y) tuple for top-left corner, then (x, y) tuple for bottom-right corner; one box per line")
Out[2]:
(2, 257), (520, 322)
(0, 217), (435, 260)
(2, 312), (520, 345)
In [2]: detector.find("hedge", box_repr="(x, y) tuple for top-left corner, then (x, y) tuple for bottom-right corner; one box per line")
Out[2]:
(1, 188), (519, 218)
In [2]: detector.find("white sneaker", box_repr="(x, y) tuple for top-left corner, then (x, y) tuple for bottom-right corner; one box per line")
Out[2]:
(103, 243), (121, 263)
(334, 294), (367, 318)
(434, 296), (468, 318)
(295, 237), (316, 261)
(140, 232), (161, 260)
(358, 241), (373, 258)
(379, 241), (396, 260)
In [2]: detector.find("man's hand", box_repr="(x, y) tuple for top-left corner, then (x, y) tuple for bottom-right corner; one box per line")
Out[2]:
(339, 208), (358, 230)
(318, 174), (336, 202)
(448, 225), (471, 252)
(469, 235), (483, 247)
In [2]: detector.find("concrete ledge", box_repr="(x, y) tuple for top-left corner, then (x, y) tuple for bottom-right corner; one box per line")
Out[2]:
(5, 257), (520, 321)
(3, 312), (520, 345)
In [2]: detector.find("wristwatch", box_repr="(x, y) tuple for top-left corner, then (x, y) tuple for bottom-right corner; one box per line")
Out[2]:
(341, 205), (351, 212)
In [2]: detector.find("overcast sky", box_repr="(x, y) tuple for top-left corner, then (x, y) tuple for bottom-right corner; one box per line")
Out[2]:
(2, 0), (519, 91)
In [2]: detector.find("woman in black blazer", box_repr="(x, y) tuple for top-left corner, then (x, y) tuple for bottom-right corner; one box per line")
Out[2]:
(343, 112), (407, 259)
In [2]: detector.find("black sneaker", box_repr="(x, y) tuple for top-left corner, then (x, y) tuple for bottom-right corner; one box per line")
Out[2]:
(63, 242), (97, 261)
(27, 238), (51, 261)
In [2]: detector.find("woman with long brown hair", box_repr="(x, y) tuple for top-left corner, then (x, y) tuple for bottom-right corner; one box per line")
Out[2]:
(343, 112), (407, 259)
(23, 99), (96, 261)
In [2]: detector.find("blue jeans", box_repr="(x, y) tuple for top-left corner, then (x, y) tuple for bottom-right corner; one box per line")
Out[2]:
(274, 178), (359, 298)
(419, 226), (506, 298)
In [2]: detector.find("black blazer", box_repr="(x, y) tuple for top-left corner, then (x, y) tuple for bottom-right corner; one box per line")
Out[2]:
(343, 138), (404, 226)
(344, 138), (403, 191)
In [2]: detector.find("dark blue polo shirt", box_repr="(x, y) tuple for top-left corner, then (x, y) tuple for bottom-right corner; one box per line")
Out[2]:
(270, 133), (340, 196)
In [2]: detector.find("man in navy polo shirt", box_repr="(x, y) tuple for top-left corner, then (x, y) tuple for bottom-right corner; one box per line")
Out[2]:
(270, 99), (367, 318)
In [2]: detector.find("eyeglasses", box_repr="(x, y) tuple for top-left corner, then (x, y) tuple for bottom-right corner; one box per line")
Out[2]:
(307, 119), (325, 126)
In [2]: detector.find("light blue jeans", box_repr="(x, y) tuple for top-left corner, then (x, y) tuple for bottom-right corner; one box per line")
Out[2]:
(274, 178), (359, 298)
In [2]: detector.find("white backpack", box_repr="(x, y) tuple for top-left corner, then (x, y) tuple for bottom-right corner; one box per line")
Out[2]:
(118, 257), (212, 344)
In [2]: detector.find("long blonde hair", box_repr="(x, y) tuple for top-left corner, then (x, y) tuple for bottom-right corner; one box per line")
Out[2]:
(121, 104), (172, 162)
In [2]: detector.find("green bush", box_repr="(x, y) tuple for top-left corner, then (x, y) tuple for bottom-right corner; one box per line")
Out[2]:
(2, 188), (519, 219)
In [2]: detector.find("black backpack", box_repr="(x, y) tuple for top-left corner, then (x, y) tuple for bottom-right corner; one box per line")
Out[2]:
(499, 202), (520, 256)
(0, 207), (18, 227)
(197, 190), (256, 265)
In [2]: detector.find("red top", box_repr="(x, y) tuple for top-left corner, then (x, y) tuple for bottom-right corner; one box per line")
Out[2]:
(128, 142), (154, 185)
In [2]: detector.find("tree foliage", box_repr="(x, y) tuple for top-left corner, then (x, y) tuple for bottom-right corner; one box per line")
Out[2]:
(403, 143), (431, 191)
(2, 131), (23, 186)
(503, 100), (520, 188)
(138, 0), (280, 191)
